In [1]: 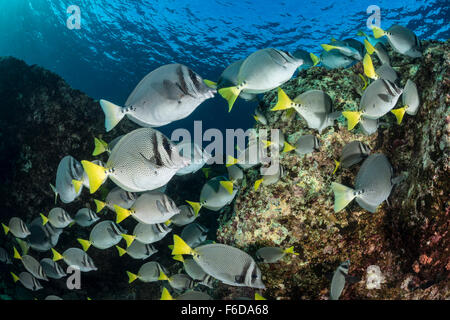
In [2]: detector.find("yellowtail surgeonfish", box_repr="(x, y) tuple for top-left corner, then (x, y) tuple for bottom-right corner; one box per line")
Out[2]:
(2, 217), (30, 239)
(333, 141), (371, 174)
(51, 247), (97, 272)
(391, 79), (420, 124)
(372, 25), (422, 58)
(13, 247), (48, 281)
(127, 261), (164, 283)
(133, 222), (172, 244)
(77, 220), (135, 251)
(40, 207), (73, 229)
(256, 246), (299, 263)
(11, 272), (43, 291)
(116, 241), (157, 260)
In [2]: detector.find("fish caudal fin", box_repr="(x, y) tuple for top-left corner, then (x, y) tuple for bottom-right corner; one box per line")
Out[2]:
(310, 53), (320, 66)
(364, 39), (376, 55)
(283, 141), (296, 153)
(77, 238), (92, 252)
(114, 205), (131, 223)
(218, 86), (242, 112)
(72, 179), (83, 194)
(202, 167), (211, 178)
(2, 223), (9, 235)
(391, 107), (407, 124)
(363, 54), (378, 80)
(116, 246), (127, 257)
(81, 160), (108, 194)
(93, 137), (108, 156)
(185, 201), (202, 216)
(331, 182), (356, 212)
(371, 26), (386, 39)
(172, 254), (184, 262)
(226, 155), (239, 167)
(342, 111), (362, 130)
(254, 178), (264, 191)
(158, 270), (169, 281)
(121, 234), (135, 247)
(99, 99), (125, 132)
(160, 287), (174, 300)
(172, 235), (195, 256)
(358, 74), (368, 91)
(261, 140), (273, 148)
(255, 293), (266, 300)
(11, 272), (20, 283)
(220, 181), (234, 195)
(321, 44), (337, 52)
(203, 79), (217, 89)
(51, 248), (63, 262)
(284, 246), (299, 255)
(333, 160), (341, 175)
(13, 247), (21, 260)
(127, 271), (138, 284)
(272, 88), (293, 111)
(94, 199), (106, 213)
(40, 213), (48, 225)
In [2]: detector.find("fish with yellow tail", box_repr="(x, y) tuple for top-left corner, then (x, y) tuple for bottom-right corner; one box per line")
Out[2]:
(76, 220), (135, 251)
(40, 208), (73, 229)
(171, 234), (265, 289)
(371, 25), (422, 58)
(254, 162), (284, 191)
(51, 247), (97, 272)
(160, 287), (212, 300)
(127, 261), (164, 284)
(333, 141), (371, 174)
(92, 135), (123, 156)
(256, 246), (299, 263)
(115, 242), (157, 260)
(13, 247), (48, 281)
(391, 79), (420, 124)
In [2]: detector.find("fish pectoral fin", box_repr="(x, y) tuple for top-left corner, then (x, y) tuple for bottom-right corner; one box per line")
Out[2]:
(377, 93), (391, 103)
(100, 99), (125, 132)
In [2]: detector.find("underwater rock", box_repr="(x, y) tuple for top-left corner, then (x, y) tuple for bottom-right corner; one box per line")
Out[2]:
(217, 40), (449, 300)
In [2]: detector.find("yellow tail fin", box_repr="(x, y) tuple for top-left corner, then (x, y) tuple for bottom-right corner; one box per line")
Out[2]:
(121, 234), (136, 248)
(371, 26), (386, 39)
(185, 201), (202, 216)
(261, 140), (273, 148)
(218, 86), (242, 112)
(116, 246), (127, 257)
(203, 79), (217, 89)
(220, 181), (234, 195)
(310, 53), (320, 66)
(11, 272), (20, 283)
(72, 179), (83, 194)
(321, 44), (338, 52)
(77, 239), (92, 252)
(172, 254), (184, 262)
(283, 246), (299, 255)
(254, 178), (264, 191)
(13, 247), (21, 260)
(40, 213), (49, 226)
(364, 39), (376, 55)
(255, 293), (267, 300)
(81, 160), (108, 194)
(93, 137), (108, 156)
(363, 54), (378, 80)
(253, 115), (259, 122)
(2, 223), (9, 235)
(333, 160), (341, 175)
(94, 199), (106, 213)
(283, 142), (296, 153)
(172, 235), (195, 256)
(127, 271), (138, 284)
(160, 287), (174, 300)
(391, 107), (407, 125)
(331, 182), (356, 212)
(158, 270), (169, 281)
(114, 205), (132, 223)
(226, 155), (239, 167)
(342, 111), (362, 130)
(271, 88), (293, 111)
(51, 248), (63, 262)
(99, 99), (125, 132)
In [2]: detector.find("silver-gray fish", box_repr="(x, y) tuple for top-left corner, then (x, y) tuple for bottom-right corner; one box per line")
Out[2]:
(330, 260), (350, 300)
(11, 272), (42, 291)
(170, 205), (197, 227)
(74, 208), (100, 227)
(2, 217), (30, 238)
(161, 273), (195, 291)
(94, 187), (137, 213)
(82, 128), (190, 193)
(116, 241), (157, 260)
(173, 235), (265, 289)
(175, 141), (211, 176)
(292, 49), (320, 68)
(333, 141), (371, 173)
(174, 255), (208, 281)
(373, 25), (422, 58)
(133, 222), (172, 244)
(41, 207), (73, 229)
(77, 220), (130, 251)
(332, 154), (397, 212)
(114, 191), (180, 224)
(100, 64), (215, 131)
(392, 79), (420, 124)
(28, 217), (63, 252)
(374, 42), (391, 65)
(254, 108), (268, 125)
(321, 42), (363, 61)
(13, 248), (48, 281)
(256, 246), (298, 263)
(376, 64), (398, 83)
(227, 164), (244, 184)
(54, 155), (84, 203)
(293, 135), (321, 155)
(359, 117), (380, 135)
(40, 258), (66, 279)
(52, 247), (97, 272)
(320, 50), (356, 69)
(0, 247), (12, 264)
(45, 295), (63, 300)
(127, 261), (163, 283)
(254, 162), (284, 191)
(181, 223), (209, 248)
(218, 48), (303, 111)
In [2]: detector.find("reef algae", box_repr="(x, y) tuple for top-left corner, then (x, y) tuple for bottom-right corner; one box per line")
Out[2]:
(217, 40), (449, 300)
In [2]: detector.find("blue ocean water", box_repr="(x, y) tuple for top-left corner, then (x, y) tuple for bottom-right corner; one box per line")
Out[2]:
(0, 0), (448, 136)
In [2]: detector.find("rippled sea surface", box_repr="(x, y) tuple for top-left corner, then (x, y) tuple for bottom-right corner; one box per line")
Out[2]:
(0, 0), (448, 134)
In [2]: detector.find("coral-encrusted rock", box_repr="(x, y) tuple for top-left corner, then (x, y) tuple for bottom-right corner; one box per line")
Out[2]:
(217, 40), (449, 299)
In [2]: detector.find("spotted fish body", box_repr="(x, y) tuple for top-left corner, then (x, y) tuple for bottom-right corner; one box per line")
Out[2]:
(55, 155), (84, 203)
(360, 79), (403, 119)
(105, 128), (190, 192)
(133, 222), (172, 244)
